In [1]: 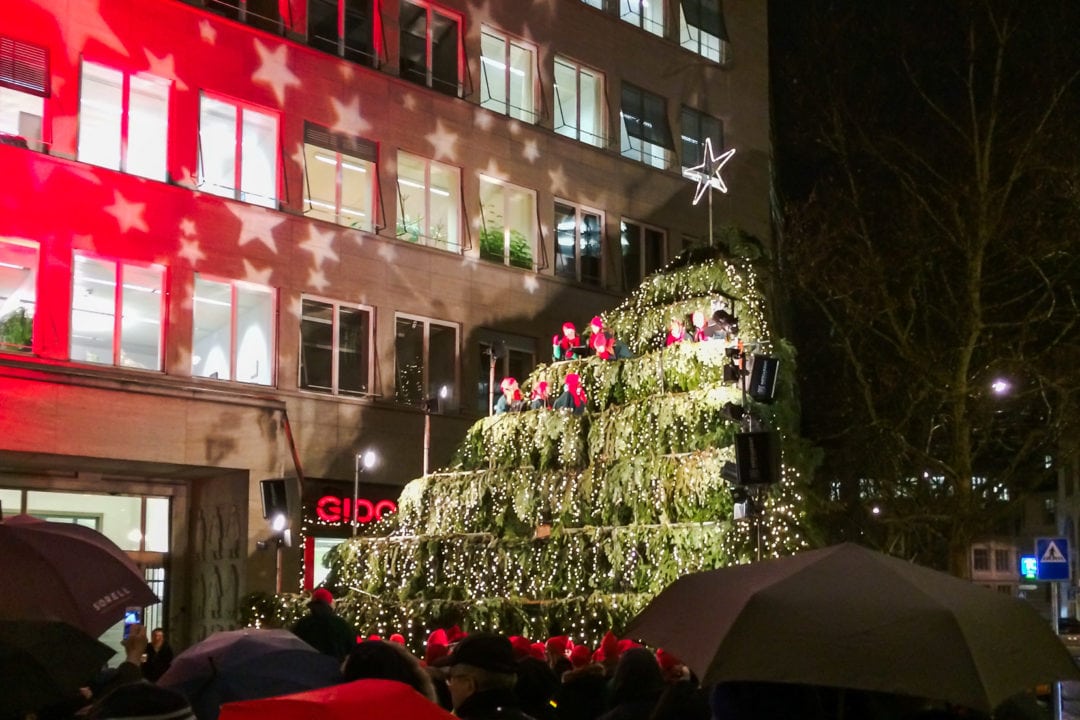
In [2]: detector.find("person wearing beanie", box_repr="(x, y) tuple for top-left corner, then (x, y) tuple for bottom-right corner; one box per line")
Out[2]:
(552, 374), (586, 415)
(342, 639), (439, 703)
(424, 628), (450, 666)
(494, 377), (525, 414)
(544, 636), (571, 673)
(444, 632), (537, 720)
(529, 381), (551, 410)
(552, 323), (581, 361)
(289, 587), (356, 662)
(597, 647), (665, 720)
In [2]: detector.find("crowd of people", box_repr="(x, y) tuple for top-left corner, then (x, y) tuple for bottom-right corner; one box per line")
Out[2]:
(493, 307), (740, 418)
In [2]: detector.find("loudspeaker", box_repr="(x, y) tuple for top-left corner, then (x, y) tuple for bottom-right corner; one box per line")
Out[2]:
(260, 478), (289, 519)
(734, 431), (780, 485)
(746, 354), (780, 403)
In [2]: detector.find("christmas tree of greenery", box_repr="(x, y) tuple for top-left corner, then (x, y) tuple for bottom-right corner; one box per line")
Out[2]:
(245, 242), (815, 647)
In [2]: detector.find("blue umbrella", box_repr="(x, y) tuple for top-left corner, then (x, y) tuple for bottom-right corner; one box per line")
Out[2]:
(158, 628), (342, 720)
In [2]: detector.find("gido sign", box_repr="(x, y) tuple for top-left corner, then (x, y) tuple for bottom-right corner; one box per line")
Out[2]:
(315, 495), (397, 525)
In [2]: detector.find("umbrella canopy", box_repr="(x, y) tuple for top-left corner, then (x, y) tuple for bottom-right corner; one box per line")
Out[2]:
(0, 619), (116, 717)
(0, 514), (159, 638)
(217, 678), (456, 720)
(157, 628), (342, 720)
(626, 542), (1080, 713)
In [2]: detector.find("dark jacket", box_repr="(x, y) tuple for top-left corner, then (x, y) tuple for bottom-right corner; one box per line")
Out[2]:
(290, 601), (356, 661)
(142, 642), (174, 682)
(456, 687), (539, 720)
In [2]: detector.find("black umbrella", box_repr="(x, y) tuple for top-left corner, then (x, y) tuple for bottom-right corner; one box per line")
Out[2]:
(0, 619), (115, 717)
(0, 515), (159, 637)
(158, 628), (342, 720)
(626, 542), (1080, 713)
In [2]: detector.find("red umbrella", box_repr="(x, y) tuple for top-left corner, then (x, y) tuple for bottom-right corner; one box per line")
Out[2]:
(0, 514), (159, 637)
(217, 678), (455, 720)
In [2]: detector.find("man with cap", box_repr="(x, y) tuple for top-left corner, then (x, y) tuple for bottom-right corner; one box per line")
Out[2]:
(289, 587), (356, 661)
(444, 632), (538, 720)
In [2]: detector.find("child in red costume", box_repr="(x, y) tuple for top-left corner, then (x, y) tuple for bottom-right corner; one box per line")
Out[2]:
(552, 322), (581, 361)
(553, 373), (587, 414)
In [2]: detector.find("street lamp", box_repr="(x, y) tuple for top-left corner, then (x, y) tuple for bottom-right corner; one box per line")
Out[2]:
(353, 449), (378, 536)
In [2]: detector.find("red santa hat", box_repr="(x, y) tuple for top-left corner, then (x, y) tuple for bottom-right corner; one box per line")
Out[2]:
(530, 642), (547, 662)
(389, 633), (406, 645)
(546, 635), (571, 658)
(656, 648), (683, 673)
(570, 644), (592, 668)
(509, 635), (534, 660)
(424, 628), (449, 665)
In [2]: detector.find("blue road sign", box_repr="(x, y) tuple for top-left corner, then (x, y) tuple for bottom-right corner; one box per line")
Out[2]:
(1036, 537), (1070, 581)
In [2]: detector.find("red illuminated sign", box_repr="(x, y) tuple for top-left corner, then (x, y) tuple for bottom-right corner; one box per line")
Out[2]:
(315, 495), (397, 524)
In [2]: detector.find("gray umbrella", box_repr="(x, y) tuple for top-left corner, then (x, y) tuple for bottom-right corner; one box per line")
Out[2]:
(626, 542), (1080, 713)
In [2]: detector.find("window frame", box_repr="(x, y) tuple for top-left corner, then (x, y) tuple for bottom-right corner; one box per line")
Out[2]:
(394, 312), (460, 411)
(77, 60), (170, 181)
(197, 92), (281, 209)
(0, 237), (39, 354)
(477, 174), (537, 271)
(620, 218), (666, 290)
(298, 295), (375, 397)
(302, 121), (379, 230)
(620, 83), (674, 169)
(476, 329), (536, 415)
(69, 252), (167, 371)
(398, 0), (462, 97)
(191, 273), (277, 386)
(554, 199), (604, 287)
(307, 0), (379, 66)
(553, 55), (605, 148)
(396, 150), (462, 252)
(619, 0), (665, 37)
(479, 26), (538, 123)
(680, 105), (724, 172)
(679, 0), (729, 63)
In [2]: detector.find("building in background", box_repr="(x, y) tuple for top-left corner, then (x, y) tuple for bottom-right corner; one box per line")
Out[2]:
(0, 0), (770, 645)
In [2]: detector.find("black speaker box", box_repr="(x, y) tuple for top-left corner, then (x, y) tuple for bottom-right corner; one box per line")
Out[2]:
(734, 431), (781, 485)
(746, 354), (780, 403)
(260, 478), (289, 519)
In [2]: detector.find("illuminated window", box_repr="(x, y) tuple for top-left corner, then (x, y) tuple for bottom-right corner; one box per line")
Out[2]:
(308, 0), (376, 65)
(554, 56), (604, 148)
(399, 0), (461, 97)
(477, 331), (535, 414)
(679, 0), (728, 62)
(580, 0), (602, 7)
(192, 275), (275, 385)
(680, 106), (724, 171)
(620, 0), (664, 36)
(396, 150), (460, 252)
(302, 122), (377, 230)
(479, 28), (536, 123)
(0, 37), (48, 150)
(478, 176), (536, 270)
(198, 94), (279, 208)
(554, 201), (603, 286)
(620, 83), (673, 169)
(620, 219), (665, 290)
(0, 238), (38, 353)
(300, 297), (373, 396)
(395, 313), (458, 410)
(70, 253), (165, 370)
(78, 61), (169, 181)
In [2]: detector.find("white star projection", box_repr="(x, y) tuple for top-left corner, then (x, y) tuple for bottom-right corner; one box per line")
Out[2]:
(474, 110), (494, 132)
(56, 0), (129, 63)
(522, 274), (539, 294)
(252, 39), (301, 106)
(144, 50), (187, 91)
(243, 258), (273, 285)
(402, 93), (418, 111)
(689, 138), (736, 204)
(376, 241), (399, 264)
(339, 63), (356, 82)
(478, 159), (508, 181)
(179, 217), (197, 237)
(426, 121), (459, 162)
(548, 166), (569, 196)
(286, 295), (304, 319)
(174, 166), (197, 189)
(228, 203), (284, 253)
(522, 139), (540, 163)
(307, 267), (330, 292)
(299, 225), (339, 267)
(199, 19), (217, 44)
(105, 191), (148, 233)
(330, 96), (372, 137)
(290, 142), (307, 171)
(178, 237), (206, 266)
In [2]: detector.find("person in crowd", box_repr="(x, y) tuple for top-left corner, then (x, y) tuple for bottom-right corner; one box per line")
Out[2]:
(289, 588), (356, 662)
(583, 316), (607, 354)
(529, 381), (551, 410)
(494, 377), (525, 414)
(342, 639), (439, 703)
(597, 647), (665, 720)
(649, 649), (709, 720)
(544, 636), (572, 676)
(86, 682), (196, 720)
(141, 627), (174, 682)
(708, 308), (739, 341)
(515, 656), (559, 720)
(665, 318), (686, 346)
(690, 311), (709, 342)
(552, 323), (582, 361)
(554, 647), (606, 720)
(553, 374), (587, 415)
(444, 632), (537, 720)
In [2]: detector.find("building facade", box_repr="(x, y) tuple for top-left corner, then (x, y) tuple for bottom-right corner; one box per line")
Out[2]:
(0, 0), (770, 645)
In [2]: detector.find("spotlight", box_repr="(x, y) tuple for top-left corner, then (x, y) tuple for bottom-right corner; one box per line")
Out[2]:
(270, 512), (287, 532)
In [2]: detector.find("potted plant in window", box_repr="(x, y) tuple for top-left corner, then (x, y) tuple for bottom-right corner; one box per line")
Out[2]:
(0, 307), (32, 351)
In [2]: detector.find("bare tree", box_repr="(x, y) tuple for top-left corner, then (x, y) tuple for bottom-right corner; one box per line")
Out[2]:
(773, 0), (1080, 573)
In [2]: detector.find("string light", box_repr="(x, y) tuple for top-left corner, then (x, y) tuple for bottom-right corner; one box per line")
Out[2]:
(241, 247), (811, 648)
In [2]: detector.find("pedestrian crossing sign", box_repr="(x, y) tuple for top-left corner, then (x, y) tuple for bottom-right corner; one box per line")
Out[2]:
(1035, 537), (1070, 581)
